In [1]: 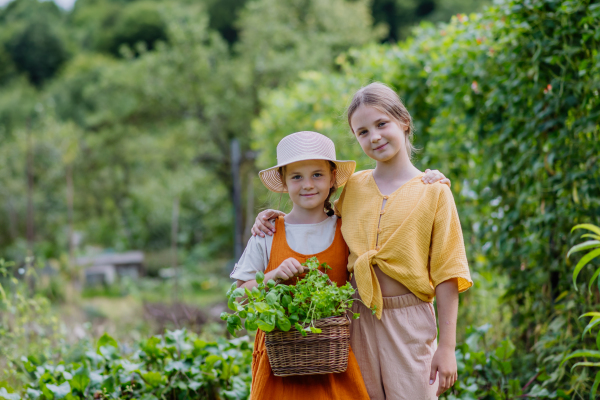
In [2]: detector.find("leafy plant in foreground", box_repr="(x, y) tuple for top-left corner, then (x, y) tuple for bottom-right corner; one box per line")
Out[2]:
(1, 330), (252, 400)
(222, 257), (363, 337)
(561, 224), (600, 399)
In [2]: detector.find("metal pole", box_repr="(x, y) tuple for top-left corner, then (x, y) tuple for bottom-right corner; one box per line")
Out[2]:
(231, 139), (243, 260)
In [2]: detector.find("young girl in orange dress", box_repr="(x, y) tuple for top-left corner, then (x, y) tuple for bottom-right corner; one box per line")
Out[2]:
(252, 83), (472, 399)
(230, 130), (370, 400)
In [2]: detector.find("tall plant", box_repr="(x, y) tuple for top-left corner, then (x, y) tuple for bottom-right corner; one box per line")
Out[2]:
(561, 224), (600, 399)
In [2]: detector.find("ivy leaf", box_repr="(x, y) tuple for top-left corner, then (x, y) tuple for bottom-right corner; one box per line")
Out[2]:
(0, 388), (21, 400)
(96, 333), (118, 354)
(46, 382), (71, 399)
(495, 339), (515, 360)
(142, 371), (164, 388)
(69, 366), (90, 393)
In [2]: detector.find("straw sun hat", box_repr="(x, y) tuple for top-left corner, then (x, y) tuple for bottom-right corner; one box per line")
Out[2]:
(259, 131), (356, 193)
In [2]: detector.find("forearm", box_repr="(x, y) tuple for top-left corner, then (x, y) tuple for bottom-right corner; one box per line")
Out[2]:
(435, 278), (459, 348)
(236, 270), (279, 289)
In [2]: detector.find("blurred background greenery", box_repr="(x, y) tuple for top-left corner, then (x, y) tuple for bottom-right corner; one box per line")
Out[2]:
(0, 0), (599, 398)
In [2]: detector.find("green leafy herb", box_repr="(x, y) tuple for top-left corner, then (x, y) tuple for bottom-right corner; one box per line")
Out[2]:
(224, 257), (366, 336)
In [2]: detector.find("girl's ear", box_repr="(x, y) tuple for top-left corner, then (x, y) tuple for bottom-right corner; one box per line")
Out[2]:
(330, 169), (337, 188)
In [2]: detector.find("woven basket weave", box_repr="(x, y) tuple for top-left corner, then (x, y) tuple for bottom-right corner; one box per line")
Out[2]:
(265, 314), (351, 377)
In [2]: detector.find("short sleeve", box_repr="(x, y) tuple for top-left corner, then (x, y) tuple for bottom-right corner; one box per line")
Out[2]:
(230, 234), (272, 281)
(333, 185), (347, 218)
(429, 186), (472, 292)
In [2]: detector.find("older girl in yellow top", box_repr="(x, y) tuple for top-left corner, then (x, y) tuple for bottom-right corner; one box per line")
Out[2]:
(338, 82), (472, 400)
(252, 83), (472, 399)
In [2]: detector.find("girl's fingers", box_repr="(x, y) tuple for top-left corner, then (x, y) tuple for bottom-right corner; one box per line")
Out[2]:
(280, 267), (292, 280)
(437, 376), (447, 396)
(260, 216), (275, 231)
(441, 178), (451, 187)
(429, 367), (437, 386)
(257, 220), (273, 236)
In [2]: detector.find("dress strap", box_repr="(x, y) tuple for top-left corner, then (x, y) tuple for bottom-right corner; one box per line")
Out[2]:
(265, 217), (289, 273)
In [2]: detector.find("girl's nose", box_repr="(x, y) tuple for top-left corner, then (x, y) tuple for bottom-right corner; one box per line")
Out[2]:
(303, 179), (314, 189)
(371, 133), (382, 143)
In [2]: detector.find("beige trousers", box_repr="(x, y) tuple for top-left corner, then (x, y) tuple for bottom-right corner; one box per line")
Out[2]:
(350, 293), (439, 400)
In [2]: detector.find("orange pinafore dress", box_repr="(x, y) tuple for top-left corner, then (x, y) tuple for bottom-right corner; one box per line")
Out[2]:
(250, 217), (369, 400)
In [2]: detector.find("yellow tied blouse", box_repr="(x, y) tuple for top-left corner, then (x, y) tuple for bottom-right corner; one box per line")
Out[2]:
(335, 170), (472, 319)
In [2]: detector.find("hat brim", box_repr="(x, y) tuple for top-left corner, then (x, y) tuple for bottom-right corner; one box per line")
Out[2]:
(259, 158), (356, 193)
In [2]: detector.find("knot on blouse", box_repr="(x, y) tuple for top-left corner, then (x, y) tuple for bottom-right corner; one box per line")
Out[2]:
(354, 250), (384, 319)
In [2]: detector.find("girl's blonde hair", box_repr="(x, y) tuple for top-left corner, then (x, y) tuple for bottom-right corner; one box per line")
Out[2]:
(347, 82), (416, 158)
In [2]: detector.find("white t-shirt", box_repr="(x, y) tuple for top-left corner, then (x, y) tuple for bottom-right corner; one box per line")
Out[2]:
(230, 216), (338, 282)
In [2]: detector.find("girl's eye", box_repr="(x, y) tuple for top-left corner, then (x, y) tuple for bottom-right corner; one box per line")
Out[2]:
(313, 173), (323, 178)
(358, 130), (367, 136)
(291, 175), (301, 180)
(378, 122), (386, 127)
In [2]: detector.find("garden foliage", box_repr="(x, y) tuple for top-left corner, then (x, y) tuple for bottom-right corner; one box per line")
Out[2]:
(1, 330), (251, 400)
(561, 224), (600, 399)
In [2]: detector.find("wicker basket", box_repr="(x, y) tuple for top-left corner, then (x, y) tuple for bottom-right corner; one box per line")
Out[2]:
(265, 314), (351, 377)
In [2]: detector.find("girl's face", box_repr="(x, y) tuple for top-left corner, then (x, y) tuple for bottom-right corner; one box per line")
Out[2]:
(350, 104), (408, 163)
(283, 160), (335, 213)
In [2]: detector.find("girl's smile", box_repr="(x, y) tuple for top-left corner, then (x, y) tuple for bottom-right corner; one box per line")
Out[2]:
(374, 142), (388, 151)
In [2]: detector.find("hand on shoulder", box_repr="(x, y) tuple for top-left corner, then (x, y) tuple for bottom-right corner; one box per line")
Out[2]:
(421, 169), (451, 187)
(251, 209), (286, 237)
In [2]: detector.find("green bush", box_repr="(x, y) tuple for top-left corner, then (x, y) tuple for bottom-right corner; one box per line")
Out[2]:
(2, 330), (252, 400)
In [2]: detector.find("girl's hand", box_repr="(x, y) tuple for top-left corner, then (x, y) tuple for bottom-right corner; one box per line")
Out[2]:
(422, 169), (451, 187)
(251, 209), (287, 237)
(273, 258), (305, 281)
(429, 344), (458, 396)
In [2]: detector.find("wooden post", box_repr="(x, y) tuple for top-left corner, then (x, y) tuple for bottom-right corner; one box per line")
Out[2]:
(171, 196), (180, 303)
(26, 119), (34, 255)
(66, 164), (74, 261)
(231, 139), (243, 260)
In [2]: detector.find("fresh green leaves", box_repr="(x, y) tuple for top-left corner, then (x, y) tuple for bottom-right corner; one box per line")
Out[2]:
(13, 329), (251, 400)
(560, 224), (600, 399)
(224, 257), (360, 336)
